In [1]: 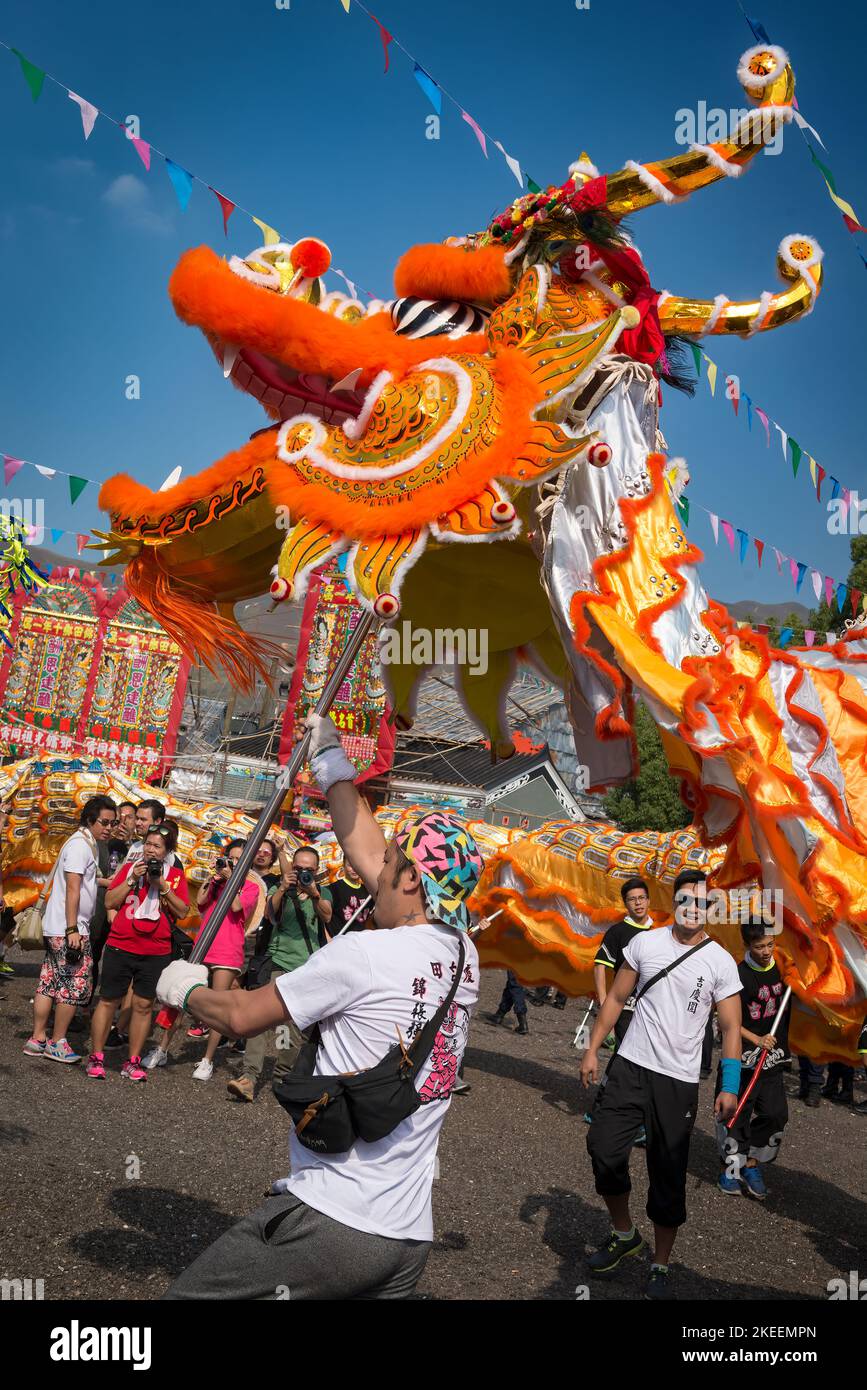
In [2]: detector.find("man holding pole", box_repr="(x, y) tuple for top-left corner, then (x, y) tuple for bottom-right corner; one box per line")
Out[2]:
(155, 711), (483, 1300)
(580, 869), (742, 1300)
(717, 919), (791, 1201)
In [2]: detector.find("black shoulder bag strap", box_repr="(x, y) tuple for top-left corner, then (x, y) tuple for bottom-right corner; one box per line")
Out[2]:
(634, 935), (713, 1004)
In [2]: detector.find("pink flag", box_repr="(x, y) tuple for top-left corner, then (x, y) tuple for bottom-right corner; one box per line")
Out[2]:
(811, 570), (822, 600)
(804, 630), (815, 647)
(721, 520), (735, 552)
(842, 486), (852, 516)
(68, 91), (98, 140)
(824, 576), (834, 606)
(461, 111), (488, 157)
(3, 455), (25, 485)
(754, 407), (770, 446)
(76, 533), (90, 554)
(772, 548), (785, 573)
(709, 512), (719, 544)
(789, 558), (799, 586)
(131, 138), (151, 171)
(725, 375), (740, 416)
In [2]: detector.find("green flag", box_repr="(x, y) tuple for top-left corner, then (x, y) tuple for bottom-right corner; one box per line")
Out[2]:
(11, 49), (45, 102)
(789, 437), (802, 479)
(688, 343), (702, 378)
(527, 177), (541, 194)
(677, 495), (690, 527)
(69, 475), (88, 505)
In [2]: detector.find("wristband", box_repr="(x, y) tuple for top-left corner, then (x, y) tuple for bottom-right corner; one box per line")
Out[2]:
(720, 1057), (741, 1093)
(183, 982), (206, 1012)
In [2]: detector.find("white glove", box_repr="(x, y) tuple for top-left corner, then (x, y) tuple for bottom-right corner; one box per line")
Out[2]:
(305, 713), (357, 793)
(305, 712), (343, 755)
(156, 960), (209, 1010)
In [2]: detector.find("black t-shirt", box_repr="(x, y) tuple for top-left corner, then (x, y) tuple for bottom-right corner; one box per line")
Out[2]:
(595, 917), (653, 1015)
(738, 956), (789, 1069)
(329, 877), (373, 933)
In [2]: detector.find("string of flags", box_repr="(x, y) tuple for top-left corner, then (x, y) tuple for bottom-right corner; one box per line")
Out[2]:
(2, 447), (105, 557)
(0, 38), (376, 302)
(677, 490), (863, 644)
(335, 1), (530, 189)
(686, 343), (855, 516)
(737, 8), (867, 270)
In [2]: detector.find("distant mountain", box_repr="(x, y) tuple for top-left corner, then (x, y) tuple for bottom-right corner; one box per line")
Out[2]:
(723, 599), (811, 625)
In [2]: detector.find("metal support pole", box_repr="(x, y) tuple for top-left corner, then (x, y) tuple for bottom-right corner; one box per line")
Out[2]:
(188, 608), (376, 967)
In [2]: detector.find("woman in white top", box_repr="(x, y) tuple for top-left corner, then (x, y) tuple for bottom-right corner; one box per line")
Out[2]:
(23, 796), (117, 1065)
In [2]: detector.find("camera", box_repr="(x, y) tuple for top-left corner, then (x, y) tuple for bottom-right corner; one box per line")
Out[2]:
(296, 867), (315, 888)
(66, 944), (83, 967)
(147, 858), (162, 881)
(215, 856), (227, 871)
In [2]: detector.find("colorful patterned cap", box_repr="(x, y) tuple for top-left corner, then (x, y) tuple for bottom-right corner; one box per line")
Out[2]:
(395, 811), (484, 933)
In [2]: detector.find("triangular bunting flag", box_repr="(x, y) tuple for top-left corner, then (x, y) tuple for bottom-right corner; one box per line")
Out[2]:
(527, 177), (542, 194)
(774, 423), (788, 461)
(131, 138), (151, 171)
(808, 457), (818, 489)
(789, 558), (799, 585)
(252, 216), (280, 245)
(688, 342), (702, 378)
(12, 49), (45, 102)
(50, 529), (64, 545)
(370, 14), (393, 71)
(721, 520), (735, 552)
(779, 627), (794, 648)
(210, 188), (235, 236)
(412, 64), (442, 115)
(804, 629), (815, 647)
(76, 534), (90, 554)
(830, 478), (841, 500)
(69, 476), (88, 505)
(816, 464), (826, 500)
(836, 582), (848, 613)
(746, 17), (771, 43)
(461, 110), (488, 156)
(165, 159), (194, 211)
(3, 456), (24, 485)
(494, 141), (523, 187)
(824, 576), (834, 606)
(68, 91), (98, 139)
(851, 589), (863, 616)
(736, 528), (748, 563)
(788, 436), (802, 478)
(709, 512), (719, 544)
(676, 496), (690, 526)
(755, 406), (770, 446)
(339, 0), (350, 10)
(811, 570), (822, 600)
(704, 356), (717, 396)
(772, 547), (784, 573)
(793, 110), (825, 148)
(796, 562), (807, 593)
(743, 393), (752, 431)
(726, 375), (740, 416)
(754, 538), (764, 567)
(35, 464), (56, 478)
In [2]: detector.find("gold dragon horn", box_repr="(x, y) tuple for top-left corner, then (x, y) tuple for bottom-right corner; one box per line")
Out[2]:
(604, 45), (795, 217)
(657, 236), (824, 337)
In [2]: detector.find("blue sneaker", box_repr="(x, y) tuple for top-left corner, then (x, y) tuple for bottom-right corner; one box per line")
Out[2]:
(742, 1165), (767, 1200)
(718, 1172), (742, 1195)
(583, 1111), (594, 1124)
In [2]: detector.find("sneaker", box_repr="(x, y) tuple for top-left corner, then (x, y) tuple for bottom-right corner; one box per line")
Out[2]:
(0, 960), (15, 975)
(23, 1037), (46, 1057)
(718, 1172), (742, 1195)
(588, 1228), (644, 1274)
(85, 1052), (106, 1080)
(187, 1025), (210, 1039)
(452, 1079), (471, 1095)
(46, 1039), (82, 1064)
(105, 1026), (125, 1049)
(833, 1091), (855, 1107)
(142, 1047), (168, 1071)
(193, 1058), (214, 1081)
(227, 1076), (255, 1103)
(851, 1099), (867, 1115)
(742, 1165), (767, 1200)
(232, 1038), (246, 1054)
(120, 1056), (147, 1083)
(633, 1126), (647, 1148)
(645, 1265), (673, 1300)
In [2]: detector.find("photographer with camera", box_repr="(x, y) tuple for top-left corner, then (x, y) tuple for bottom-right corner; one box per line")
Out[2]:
(23, 796), (118, 1063)
(87, 823), (188, 1082)
(226, 845), (331, 1104)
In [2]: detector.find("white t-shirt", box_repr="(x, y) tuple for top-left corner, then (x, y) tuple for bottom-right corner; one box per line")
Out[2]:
(42, 830), (99, 941)
(617, 926), (741, 1084)
(276, 922), (479, 1243)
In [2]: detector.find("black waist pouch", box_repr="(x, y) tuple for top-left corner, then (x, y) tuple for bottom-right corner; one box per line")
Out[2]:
(273, 938), (465, 1154)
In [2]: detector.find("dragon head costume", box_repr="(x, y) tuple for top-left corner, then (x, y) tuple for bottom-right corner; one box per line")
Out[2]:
(96, 46), (867, 1055)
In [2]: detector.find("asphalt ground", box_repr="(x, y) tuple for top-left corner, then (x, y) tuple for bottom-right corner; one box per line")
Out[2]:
(1, 948), (865, 1303)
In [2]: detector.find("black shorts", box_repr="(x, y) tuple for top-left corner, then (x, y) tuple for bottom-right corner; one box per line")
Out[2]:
(99, 945), (171, 1002)
(587, 1055), (699, 1228)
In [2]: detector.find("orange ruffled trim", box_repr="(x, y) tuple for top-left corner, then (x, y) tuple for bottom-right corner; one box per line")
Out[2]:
(393, 243), (512, 305)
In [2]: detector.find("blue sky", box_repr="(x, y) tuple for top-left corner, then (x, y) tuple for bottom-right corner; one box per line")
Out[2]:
(1, 0), (864, 614)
